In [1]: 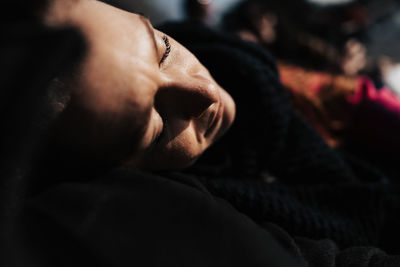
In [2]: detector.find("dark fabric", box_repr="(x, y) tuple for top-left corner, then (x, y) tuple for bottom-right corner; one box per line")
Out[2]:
(2, 11), (400, 267)
(200, 178), (400, 251)
(4, 169), (300, 267)
(159, 21), (400, 264)
(160, 21), (360, 185)
(0, 16), (299, 267)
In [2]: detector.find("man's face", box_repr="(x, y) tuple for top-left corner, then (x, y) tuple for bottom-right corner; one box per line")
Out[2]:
(45, 0), (236, 170)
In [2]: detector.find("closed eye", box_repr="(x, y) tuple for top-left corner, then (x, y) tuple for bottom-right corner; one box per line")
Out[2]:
(159, 35), (171, 66)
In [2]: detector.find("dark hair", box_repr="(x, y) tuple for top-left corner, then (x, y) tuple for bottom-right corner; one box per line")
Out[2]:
(0, 0), (87, 195)
(0, 0), (51, 23)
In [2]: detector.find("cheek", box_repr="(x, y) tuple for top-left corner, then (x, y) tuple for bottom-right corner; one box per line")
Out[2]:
(59, 98), (146, 165)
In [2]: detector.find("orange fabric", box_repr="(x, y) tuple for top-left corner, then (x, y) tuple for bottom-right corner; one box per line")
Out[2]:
(278, 62), (360, 147)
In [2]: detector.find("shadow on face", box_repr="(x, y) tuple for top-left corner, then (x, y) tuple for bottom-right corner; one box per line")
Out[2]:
(43, 0), (236, 171)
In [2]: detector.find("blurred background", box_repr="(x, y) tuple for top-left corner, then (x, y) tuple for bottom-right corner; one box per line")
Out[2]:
(102, 0), (400, 94)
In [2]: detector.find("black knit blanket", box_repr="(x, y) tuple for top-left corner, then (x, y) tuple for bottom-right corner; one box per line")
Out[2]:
(160, 21), (400, 262)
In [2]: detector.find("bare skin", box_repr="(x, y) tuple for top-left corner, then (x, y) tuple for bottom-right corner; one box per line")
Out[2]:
(45, 0), (236, 170)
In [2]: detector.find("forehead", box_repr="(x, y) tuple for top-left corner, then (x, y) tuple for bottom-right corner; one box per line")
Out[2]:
(45, 0), (161, 131)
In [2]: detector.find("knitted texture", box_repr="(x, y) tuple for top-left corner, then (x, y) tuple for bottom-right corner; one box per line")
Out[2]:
(160, 22), (363, 184)
(160, 22), (398, 251)
(201, 178), (386, 248)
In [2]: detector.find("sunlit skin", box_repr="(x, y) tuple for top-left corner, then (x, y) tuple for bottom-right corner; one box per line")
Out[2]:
(45, 0), (236, 170)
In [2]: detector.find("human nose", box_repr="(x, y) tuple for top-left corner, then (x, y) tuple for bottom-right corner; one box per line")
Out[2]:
(156, 72), (219, 119)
